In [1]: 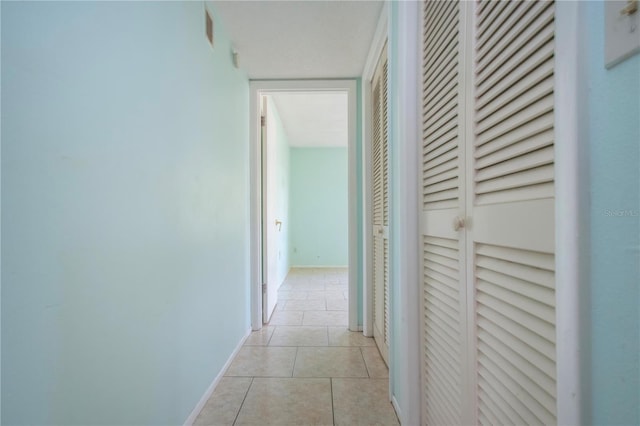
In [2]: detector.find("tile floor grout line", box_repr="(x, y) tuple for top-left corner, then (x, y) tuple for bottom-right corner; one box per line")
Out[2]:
(291, 346), (300, 378)
(266, 325), (275, 346)
(360, 346), (371, 378)
(330, 377), (336, 426)
(217, 269), (382, 424)
(232, 376), (254, 426)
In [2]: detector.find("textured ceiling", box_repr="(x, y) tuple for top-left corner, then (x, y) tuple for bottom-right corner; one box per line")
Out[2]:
(211, 0), (383, 79)
(270, 92), (348, 147)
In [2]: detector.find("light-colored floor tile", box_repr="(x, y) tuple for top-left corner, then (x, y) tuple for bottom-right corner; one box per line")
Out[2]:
(323, 267), (348, 277)
(306, 291), (328, 300)
(268, 310), (303, 326)
(244, 326), (275, 346)
(326, 298), (348, 311)
(193, 377), (251, 426)
(332, 378), (399, 426)
(202, 268), (401, 425)
(328, 328), (376, 347)
(285, 274), (316, 282)
(284, 299), (326, 311)
(277, 291), (308, 300)
(288, 283), (326, 291)
(325, 283), (348, 292)
(324, 290), (347, 300)
(325, 277), (348, 286)
(269, 326), (328, 347)
(277, 284), (295, 291)
(361, 346), (389, 378)
(293, 347), (368, 378)
(225, 346), (296, 377)
(235, 378), (333, 425)
(303, 310), (348, 326)
(287, 267), (323, 276)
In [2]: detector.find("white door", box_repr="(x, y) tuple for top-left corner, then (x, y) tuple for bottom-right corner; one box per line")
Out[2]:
(262, 97), (279, 323)
(371, 44), (390, 365)
(420, 1), (557, 424)
(419, 2), (468, 423)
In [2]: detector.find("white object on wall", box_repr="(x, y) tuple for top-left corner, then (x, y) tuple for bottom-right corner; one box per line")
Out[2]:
(605, 0), (640, 68)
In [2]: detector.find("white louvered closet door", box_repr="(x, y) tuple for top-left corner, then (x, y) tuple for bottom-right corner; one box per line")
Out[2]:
(372, 43), (390, 366)
(471, 1), (556, 424)
(419, 1), (557, 424)
(419, 2), (469, 424)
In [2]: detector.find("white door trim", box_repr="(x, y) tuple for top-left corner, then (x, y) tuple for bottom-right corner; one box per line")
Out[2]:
(554, 2), (588, 424)
(390, 2), (421, 425)
(362, 1), (388, 339)
(249, 79), (358, 331)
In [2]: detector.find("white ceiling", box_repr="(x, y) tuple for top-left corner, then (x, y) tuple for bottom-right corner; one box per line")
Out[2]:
(211, 1), (381, 147)
(211, 1), (383, 79)
(270, 92), (348, 147)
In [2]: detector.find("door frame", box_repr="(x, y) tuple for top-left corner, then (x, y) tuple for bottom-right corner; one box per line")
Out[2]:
(249, 79), (358, 332)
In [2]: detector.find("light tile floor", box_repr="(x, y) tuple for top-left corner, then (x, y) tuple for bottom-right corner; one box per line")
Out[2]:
(194, 268), (400, 426)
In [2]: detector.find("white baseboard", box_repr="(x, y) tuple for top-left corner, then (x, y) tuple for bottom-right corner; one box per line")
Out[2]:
(183, 328), (251, 426)
(391, 395), (404, 426)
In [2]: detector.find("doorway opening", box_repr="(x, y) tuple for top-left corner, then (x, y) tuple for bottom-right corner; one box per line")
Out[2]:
(250, 80), (358, 332)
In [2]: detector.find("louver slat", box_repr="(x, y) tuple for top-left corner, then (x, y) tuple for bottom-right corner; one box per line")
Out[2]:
(421, 1), (464, 424)
(477, 1), (535, 63)
(475, 0), (555, 207)
(475, 242), (556, 424)
(423, 237), (462, 426)
(476, 2), (554, 84)
(372, 80), (383, 226)
(476, 42), (554, 114)
(422, 0), (460, 211)
(383, 61), (389, 227)
(474, 1), (556, 424)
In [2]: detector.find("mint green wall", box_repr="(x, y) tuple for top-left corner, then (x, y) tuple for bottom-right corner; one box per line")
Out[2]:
(585, 3), (640, 424)
(289, 147), (348, 266)
(266, 97), (291, 286)
(1, 2), (250, 425)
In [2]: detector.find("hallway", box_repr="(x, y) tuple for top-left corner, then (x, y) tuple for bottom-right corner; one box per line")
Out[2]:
(193, 268), (399, 426)
(2, 1), (638, 425)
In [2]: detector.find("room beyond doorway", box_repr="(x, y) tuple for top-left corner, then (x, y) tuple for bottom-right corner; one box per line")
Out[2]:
(249, 80), (358, 333)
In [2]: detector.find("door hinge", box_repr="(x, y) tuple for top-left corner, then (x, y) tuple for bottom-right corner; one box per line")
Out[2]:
(261, 116), (265, 126)
(262, 283), (267, 293)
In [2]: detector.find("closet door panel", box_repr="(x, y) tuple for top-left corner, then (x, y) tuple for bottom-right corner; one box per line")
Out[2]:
(471, 1), (557, 424)
(372, 44), (390, 365)
(419, 1), (557, 424)
(420, 1), (467, 425)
